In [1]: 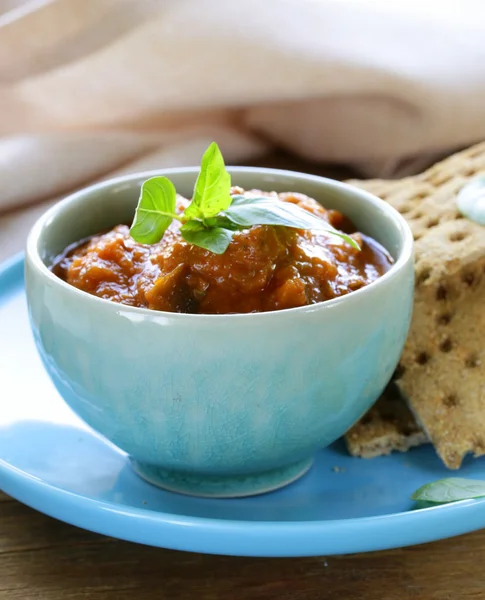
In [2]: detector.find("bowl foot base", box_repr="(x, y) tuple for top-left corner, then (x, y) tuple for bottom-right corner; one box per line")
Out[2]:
(130, 457), (314, 498)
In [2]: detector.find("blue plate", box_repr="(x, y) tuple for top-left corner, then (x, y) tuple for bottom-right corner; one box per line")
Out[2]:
(2, 254), (485, 557)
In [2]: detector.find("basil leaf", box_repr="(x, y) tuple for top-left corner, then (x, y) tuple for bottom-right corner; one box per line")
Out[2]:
(184, 142), (232, 220)
(205, 215), (245, 231)
(225, 197), (330, 228)
(130, 176), (177, 244)
(411, 478), (485, 505)
(456, 177), (485, 225)
(224, 198), (360, 249)
(230, 194), (251, 206)
(229, 194), (270, 206)
(180, 220), (234, 254)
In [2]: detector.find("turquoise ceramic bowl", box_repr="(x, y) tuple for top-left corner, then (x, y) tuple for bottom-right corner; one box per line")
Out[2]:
(25, 168), (414, 498)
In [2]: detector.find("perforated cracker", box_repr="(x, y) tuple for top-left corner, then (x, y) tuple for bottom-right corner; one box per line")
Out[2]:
(345, 383), (429, 458)
(344, 142), (485, 468)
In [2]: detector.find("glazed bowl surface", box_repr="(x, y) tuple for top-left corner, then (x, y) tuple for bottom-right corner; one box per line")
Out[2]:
(25, 167), (414, 497)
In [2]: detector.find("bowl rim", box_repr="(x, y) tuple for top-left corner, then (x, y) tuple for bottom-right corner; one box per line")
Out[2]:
(26, 166), (414, 321)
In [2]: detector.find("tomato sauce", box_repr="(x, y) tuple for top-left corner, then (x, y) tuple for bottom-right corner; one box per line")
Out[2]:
(53, 189), (393, 314)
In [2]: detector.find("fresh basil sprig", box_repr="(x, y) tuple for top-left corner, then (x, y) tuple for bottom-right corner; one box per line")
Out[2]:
(180, 220), (236, 254)
(411, 478), (485, 507)
(130, 142), (360, 254)
(183, 142), (232, 220)
(224, 196), (345, 231)
(129, 177), (179, 245)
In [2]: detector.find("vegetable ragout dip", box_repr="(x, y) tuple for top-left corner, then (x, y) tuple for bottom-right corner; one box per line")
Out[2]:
(53, 188), (393, 314)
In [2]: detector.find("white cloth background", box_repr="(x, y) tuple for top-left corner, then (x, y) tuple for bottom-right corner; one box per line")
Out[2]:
(1, 0), (485, 259)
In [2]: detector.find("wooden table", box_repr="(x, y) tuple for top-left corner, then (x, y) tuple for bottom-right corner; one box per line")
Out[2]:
(2, 152), (483, 599)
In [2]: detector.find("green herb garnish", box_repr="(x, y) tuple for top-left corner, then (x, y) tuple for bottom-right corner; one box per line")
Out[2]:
(129, 177), (179, 245)
(411, 478), (485, 507)
(130, 142), (360, 254)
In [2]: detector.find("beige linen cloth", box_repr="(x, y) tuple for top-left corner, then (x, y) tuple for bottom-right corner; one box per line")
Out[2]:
(1, 0), (485, 261)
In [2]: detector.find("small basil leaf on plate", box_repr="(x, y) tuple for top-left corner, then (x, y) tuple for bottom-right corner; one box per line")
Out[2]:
(130, 176), (177, 244)
(184, 142), (232, 221)
(456, 177), (485, 225)
(411, 478), (485, 505)
(224, 198), (360, 249)
(180, 220), (235, 254)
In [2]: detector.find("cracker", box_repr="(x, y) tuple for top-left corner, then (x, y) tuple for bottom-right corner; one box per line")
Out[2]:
(345, 383), (428, 458)
(345, 142), (485, 468)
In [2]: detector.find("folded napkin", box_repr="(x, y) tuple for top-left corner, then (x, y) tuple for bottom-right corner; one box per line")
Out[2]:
(1, 0), (485, 218)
